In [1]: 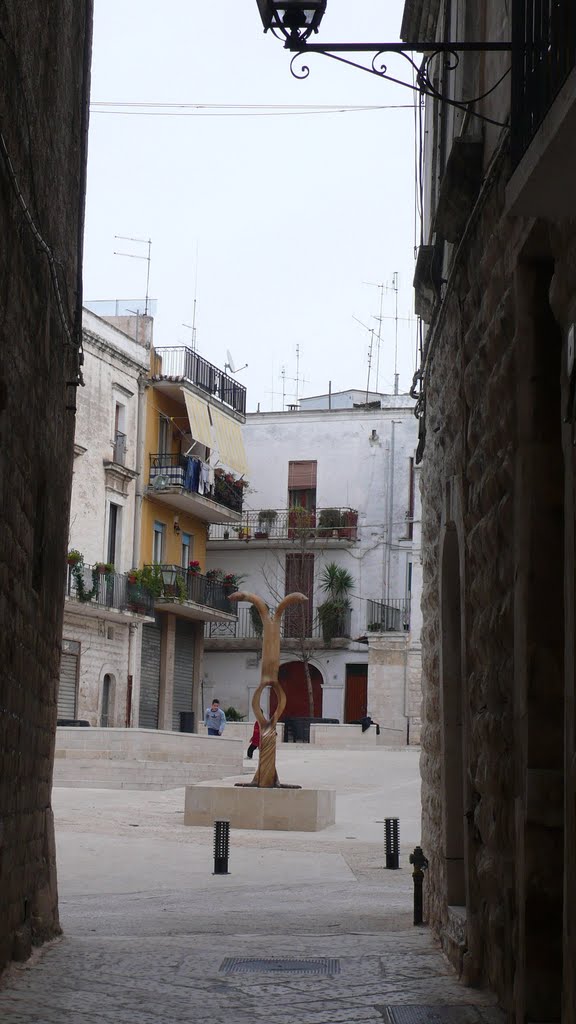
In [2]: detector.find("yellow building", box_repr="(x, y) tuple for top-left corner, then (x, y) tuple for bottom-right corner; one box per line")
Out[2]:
(137, 345), (248, 731)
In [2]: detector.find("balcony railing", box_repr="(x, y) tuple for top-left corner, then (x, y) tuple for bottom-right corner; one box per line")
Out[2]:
(153, 346), (246, 416)
(152, 565), (235, 614)
(512, 0), (576, 163)
(205, 603), (351, 641)
(66, 564), (155, 616)
(367, 598), (411, 632)
(149, 454), (243, 514)
(208, 507), (358, 542)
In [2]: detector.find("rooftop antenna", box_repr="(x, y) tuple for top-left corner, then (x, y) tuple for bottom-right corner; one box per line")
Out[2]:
(282, 344), (309, 404)
(114, 235), (152, 315)
(225, 349), (248, 374)
(364, 280), (385, 392)
(182, 243), (200, 351)
(386, 272), (399, 395)
(353, 315), (375, 403)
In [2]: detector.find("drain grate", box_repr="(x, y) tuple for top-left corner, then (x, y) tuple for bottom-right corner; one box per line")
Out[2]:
(220, 957), (341, 976)
(384, 1007), (484, 1024)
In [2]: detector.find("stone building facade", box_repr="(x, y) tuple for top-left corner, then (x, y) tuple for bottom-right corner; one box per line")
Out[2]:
(402, 0), (576, 1020)
(204, 392), (422, 739)
(0, 1), (93, 973)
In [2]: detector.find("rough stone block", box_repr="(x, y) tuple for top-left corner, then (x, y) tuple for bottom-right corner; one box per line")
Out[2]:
(184, 781), (336, 831)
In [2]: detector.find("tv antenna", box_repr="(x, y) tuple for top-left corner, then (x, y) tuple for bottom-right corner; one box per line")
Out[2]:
(183, 243), (200, 350)
(225, 349), (248, 375)
(353, 315), (376, 403)
(114, 235), (152, 315)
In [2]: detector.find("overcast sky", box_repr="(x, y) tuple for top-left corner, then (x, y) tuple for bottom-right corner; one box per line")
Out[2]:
(84, 1), (419, 412)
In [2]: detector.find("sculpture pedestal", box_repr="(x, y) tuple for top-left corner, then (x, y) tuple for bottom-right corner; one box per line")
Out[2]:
(184, 780), (336, 831)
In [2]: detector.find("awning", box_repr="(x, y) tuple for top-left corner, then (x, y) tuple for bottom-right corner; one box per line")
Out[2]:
(210, 406), (248, 476)
(181, 388), (214, 450)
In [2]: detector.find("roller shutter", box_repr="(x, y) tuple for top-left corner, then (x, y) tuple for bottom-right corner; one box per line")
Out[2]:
(139, 617), (162, 729)
(172, 619), (196, 731)
(58, 640), (79, 719)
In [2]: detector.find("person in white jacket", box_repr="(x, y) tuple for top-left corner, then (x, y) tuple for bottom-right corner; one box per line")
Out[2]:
(204, 698), (226, 736)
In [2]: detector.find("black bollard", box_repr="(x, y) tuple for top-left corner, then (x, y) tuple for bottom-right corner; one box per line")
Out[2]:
(384, 817), (400, 869)
(213, 819), (230, 875)
(409, 845), (429, 925)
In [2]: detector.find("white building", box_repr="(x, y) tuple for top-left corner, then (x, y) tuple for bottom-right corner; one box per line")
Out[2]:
(59, 309), (152, 726)
(203, 390), (422, 741)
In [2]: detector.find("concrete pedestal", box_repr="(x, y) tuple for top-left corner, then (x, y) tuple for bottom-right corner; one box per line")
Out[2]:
(184, 780), (336, 831)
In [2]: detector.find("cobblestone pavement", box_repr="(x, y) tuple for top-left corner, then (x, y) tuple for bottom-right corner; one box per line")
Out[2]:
(0, 749), (505, 1024)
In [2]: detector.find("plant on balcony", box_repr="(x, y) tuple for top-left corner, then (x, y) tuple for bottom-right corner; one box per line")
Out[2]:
(139, 563), (164, 599)
(188, 560), (201, 574)
(317, 562), (355, 643)
(205, 568), (243, 593)
(67, 549), (83, 566)
(288, 504), (316, 538)
(70, 559), (104, 604)
(255, 509), (277, 538)
(249, 601), (265, 637)
(318, 508), (343, 537)
(95, 562), (114, 575)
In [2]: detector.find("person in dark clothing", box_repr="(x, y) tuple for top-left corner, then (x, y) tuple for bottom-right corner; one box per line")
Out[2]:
(246, 720), (260, 759)
(360, 715), (380, 736)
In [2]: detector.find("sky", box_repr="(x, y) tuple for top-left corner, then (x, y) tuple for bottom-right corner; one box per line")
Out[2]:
(83, 1), (420, 413)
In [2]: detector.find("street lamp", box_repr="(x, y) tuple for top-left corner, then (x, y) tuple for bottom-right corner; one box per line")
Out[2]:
(256, 1), (326, 44)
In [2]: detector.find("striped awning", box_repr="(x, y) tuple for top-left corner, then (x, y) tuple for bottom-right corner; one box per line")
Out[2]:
(181, 388), (214, 450)
(210, 406), (248, 476)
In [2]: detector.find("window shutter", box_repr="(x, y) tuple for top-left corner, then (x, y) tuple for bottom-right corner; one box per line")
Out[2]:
(288, 461), (317, 489)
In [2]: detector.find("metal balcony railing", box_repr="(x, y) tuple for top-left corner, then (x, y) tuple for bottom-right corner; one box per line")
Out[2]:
(149, 454), (243, 514)
(153, 565), (235, 614)
(367, 598), (411, 632)
(66, 564), (155, 616)
(153, 346), (246, 416)
(205, 603), (352, 641)
(512, 0), (576, 163)
(208, 507), (358, 542)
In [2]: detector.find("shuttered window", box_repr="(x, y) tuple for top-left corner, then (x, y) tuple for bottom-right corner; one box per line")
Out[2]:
(288, 460), (317, 490)
(58, 640), (80, 719)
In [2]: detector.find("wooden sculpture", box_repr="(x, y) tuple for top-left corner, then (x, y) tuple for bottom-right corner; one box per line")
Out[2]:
(228, 591), (307, 788)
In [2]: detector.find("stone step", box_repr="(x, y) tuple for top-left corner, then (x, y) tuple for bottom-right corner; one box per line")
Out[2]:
(52, 757), (248, 790)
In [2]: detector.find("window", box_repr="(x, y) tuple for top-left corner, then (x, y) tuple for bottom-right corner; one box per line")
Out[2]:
(288, 460), (317, 510)
(181, 532), (192, 568)
(107, 503), (121, 566)
(100, 674), (113, 727)
(158, 415), (170, 455)
(153, 521), (165, 563)
(113, 402), (126, 465)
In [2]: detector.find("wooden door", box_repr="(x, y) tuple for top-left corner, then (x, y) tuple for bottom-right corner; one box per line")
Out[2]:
(344, 664), (368, 722)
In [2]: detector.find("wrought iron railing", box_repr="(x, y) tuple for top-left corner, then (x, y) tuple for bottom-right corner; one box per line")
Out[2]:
(208, 507), (358, 542)
(148, 454), (243, 514)
(366, 598), (411, 632)
(113, 430), (127, 466)
(153, 565), (235, 614)
(153, 346), (246, 416)
(204, 603), (351, 640)
(512, 0), (576, 163)
(66, 564), (155, 616)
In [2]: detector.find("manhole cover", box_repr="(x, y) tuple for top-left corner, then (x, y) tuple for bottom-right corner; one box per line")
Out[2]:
(220, 957), (341, 976)
(384, 1007), (483, 1024)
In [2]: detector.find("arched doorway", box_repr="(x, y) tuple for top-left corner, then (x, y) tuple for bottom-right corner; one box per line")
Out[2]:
(270, 662), (323, 719)
(100, 673), (115, 727)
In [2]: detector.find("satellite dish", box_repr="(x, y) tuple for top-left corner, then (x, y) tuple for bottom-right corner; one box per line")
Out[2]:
(224, 348), (248, 375)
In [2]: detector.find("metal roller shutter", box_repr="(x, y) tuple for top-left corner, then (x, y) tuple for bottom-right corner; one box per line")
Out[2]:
(172, 619), (196, 731)
(58, 641), (79, 719)
(139, 617), (162, 729)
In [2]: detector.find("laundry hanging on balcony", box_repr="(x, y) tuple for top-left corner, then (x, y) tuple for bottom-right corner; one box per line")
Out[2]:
(210, 406), (248, 476)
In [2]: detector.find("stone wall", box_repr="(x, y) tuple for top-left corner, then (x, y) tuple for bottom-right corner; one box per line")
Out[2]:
(62, 611), (135, 727)
(420, 141), (575, 1019)
(0, 1), (92, 973)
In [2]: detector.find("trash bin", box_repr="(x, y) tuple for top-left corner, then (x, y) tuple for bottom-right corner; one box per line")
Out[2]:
(179, 711), (195, 733)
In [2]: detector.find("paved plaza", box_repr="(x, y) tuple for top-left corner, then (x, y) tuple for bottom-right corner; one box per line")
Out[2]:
(0, 747), (503, 1023)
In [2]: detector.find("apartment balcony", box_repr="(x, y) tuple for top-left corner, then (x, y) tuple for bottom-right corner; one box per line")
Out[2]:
(147, 454), (242, 525)
(151, 346), (246, 417)
(204, 603), (353, 648)
(508, 0), (576, 215)
(65, 564), (155, 622)
(207, 507), (359, 546)
(150, 565), (238, 623)
(366, 598), (411, 633)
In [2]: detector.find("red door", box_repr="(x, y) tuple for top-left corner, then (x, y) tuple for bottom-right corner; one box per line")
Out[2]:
(270, 661), (323, 719)
(344, 664), (368, 722)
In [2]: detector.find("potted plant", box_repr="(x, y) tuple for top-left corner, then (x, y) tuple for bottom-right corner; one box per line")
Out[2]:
(67, 549), (83, 567)
(341, 508), (359, 540)
(318, 508), (342, 538)
(288, 504), (315, 538)
(95, 561), (114, 575)
(127, 568), (140, 585)
(255, 509), (277, 539)
(317, 562), (355, 643)
(139, 563), (164, 599)
(188, 560), (201, 574)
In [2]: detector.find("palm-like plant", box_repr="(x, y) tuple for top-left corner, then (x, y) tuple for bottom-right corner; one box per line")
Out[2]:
(317, 562), (355, 642)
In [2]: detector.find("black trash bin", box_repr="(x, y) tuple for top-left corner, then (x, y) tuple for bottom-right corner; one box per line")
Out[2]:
(179, 711), (195, 733)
